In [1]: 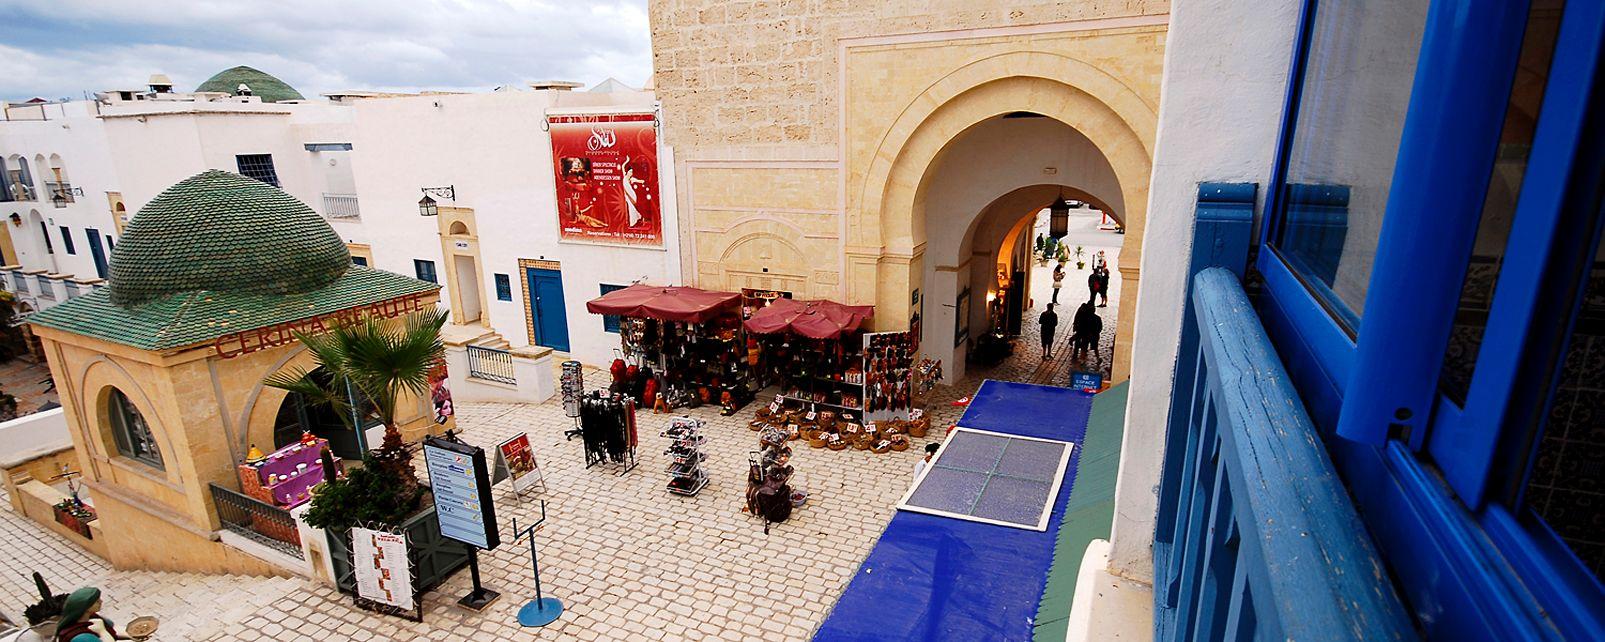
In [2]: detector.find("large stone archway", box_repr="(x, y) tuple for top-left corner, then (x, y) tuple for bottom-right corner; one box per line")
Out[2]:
(846, 51), (1157, 380)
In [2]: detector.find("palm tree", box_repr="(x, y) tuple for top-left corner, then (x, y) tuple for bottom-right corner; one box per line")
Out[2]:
(264, 310), (447, 492)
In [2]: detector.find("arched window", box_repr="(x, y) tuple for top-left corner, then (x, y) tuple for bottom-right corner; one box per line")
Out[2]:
(107, 388), (162, 469)
(8, 156), (33, 200)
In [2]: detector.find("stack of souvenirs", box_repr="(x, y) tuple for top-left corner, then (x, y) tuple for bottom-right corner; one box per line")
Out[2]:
(238, 432), (341, 509)
(749, 396), (930, 455)
(746, 423), (798, 533)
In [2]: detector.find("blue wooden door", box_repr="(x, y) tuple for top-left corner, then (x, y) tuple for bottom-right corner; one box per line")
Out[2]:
(84, 228), (108, 279)
(526, 267), (570, 352)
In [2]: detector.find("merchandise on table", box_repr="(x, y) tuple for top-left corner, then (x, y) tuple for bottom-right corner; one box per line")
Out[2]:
(578, 391), (638, 474)
(237, 434), (342, 508)
(662, 416), (709, 496)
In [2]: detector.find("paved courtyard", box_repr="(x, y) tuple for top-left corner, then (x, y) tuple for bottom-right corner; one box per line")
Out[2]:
(0, 222), (1123, 640)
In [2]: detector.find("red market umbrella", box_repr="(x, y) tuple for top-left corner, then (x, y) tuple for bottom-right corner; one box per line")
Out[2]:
(585, 283), (740, 324)
(744, 298), (875, 340)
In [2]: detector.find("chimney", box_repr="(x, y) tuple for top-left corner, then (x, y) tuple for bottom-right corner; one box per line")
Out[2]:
(148, 74), (174, 94)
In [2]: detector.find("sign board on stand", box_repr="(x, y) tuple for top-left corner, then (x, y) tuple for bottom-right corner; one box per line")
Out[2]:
(422, 434), (502, 611)
(494, 433), (546, 495)
(351, 526), (420, 621)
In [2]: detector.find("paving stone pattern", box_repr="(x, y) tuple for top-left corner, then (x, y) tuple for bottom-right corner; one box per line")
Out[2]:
(0, 239), (1120, 641)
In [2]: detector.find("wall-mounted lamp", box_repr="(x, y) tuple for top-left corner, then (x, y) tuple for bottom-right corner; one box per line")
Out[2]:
(418, 185), (455, 216)
(1048, 191), (1071, 239)
(51, 191), (68, 208)
(8, 213), (21, 227)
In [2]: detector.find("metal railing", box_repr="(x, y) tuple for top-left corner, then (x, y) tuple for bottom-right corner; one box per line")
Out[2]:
(33, 275), (53, 300)
(322, 193), (360, 219)
(466, 345), (516, 384)
(209, 483), (302, 557)
(43, 181), (75, 204)
(10, 273), (27, 294)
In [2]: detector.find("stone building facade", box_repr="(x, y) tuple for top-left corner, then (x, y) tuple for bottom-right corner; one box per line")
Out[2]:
(650, 0), (1168, 380)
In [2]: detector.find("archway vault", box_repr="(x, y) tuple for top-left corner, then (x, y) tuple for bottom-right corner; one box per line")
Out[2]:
(846, 50), (1156, 381)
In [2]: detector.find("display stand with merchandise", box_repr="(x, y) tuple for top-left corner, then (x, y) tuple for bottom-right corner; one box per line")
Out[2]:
(560, 360), (584, 441)
(587, 284), (754, 414)
(578, 391), (637, 475)
(662, 416), (709, 496)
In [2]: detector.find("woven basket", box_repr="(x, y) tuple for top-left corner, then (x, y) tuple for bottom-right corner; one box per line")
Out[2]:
(808, 437), (827, 449)
(827, 439), (848, 451)
(871, 440), (892, 454)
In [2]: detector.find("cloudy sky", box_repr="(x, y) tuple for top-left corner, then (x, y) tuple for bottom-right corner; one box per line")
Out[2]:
(0, 0), (653, 102)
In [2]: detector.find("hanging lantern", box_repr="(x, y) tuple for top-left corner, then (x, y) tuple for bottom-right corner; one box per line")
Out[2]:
(1048, 194), (1071, 239)
(417, 194), (438, 217)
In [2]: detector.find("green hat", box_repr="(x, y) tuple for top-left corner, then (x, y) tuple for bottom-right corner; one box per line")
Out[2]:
(58, 587), (101, 626)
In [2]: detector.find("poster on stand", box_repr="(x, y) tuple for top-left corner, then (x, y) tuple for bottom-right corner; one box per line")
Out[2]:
(548, 112), (662, 246)
(495, 433), (545, 494)
(352, 527), (415, 612)
(429, 360), (453, 425)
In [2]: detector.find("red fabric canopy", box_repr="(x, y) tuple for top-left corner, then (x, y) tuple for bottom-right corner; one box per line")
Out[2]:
(744, 298), (875, 340)
(585, 284), (740, 323)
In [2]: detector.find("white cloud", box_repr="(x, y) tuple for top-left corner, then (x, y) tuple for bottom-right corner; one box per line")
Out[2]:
(0, 0), (652, 101)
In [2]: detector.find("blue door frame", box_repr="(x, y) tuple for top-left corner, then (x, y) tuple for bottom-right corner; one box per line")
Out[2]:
(1242, 0), (1605, 639)
(84, 227), (108, 279)
(525, 267), (570, 352)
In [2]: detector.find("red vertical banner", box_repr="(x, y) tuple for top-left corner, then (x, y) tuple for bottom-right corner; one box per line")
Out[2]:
(549, 112), (663, 246)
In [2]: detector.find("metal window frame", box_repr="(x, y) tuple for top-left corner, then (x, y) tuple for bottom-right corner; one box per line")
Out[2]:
(234, 153), (280, 187)
(1254, 0), (1605, 637)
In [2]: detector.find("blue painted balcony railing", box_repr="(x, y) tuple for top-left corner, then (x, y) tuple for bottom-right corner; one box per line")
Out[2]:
(1151, 183), (1414, 641)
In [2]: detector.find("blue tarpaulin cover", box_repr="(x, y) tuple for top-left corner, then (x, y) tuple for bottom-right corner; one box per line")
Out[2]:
(813, 380), (1093, 641)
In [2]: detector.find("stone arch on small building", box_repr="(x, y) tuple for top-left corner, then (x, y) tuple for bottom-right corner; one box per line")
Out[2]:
(77, 356), (183, 488)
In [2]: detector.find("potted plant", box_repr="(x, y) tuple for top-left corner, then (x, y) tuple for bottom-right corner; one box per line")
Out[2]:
(1071, 245), (1085, 270)
(264, 310), (469, 594)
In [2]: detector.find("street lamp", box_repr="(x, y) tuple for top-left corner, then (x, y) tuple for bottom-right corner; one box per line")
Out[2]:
(1048, 192), (1071, 239)
(418, 194), (438, 217)
(51, 190), (68, 209)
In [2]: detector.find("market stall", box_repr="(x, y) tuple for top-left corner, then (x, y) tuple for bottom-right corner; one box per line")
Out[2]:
(586, 284), (754, 413)
(744, 298), (874, 414)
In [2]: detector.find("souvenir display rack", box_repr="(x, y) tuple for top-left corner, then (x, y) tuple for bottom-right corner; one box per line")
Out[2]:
(662, 416), (709, 496)
(863, 331), (917, 422)
(560, 360), (584, 440)
(620, 317), (754, 414)
(758, 334), (865, 413)
(753, 398), (922, 456)
(578, 391), (638, 475)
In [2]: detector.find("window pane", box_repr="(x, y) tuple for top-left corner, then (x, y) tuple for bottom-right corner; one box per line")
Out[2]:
(495, 273), (513, 301)
(235, 154), (280, 187)
(600, 283), (626, 332)
(1276, 0), (1430, 324)
(1440, 1), (1566, 404)
(1526, 228), (1605, 583)
(414, 259), (436, 283)
(110, 389), (162, 469)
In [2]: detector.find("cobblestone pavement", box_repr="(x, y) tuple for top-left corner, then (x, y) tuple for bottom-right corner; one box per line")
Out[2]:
(1, 229), (1123, 641)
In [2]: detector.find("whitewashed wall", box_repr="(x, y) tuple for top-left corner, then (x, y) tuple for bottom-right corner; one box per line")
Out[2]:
(0, 102), (124, 279)
(1111, 0), (1304, 581)
(337, 89), (678, 367)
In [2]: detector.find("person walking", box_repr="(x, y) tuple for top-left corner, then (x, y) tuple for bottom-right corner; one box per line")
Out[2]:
(1039, 303), (1059, 360)
(1051, 262), (1065, 303)
(1096, 266), (1110, 307)
(1072, 299), (1103, 364)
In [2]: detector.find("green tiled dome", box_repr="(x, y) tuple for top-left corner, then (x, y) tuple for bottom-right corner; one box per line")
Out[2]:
(107, 170), (351, 306)
(195, 66), (305, 102)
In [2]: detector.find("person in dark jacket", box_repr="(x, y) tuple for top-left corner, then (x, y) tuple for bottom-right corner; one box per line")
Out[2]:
(1039, 304), (1059, 360)
(1096, 266), (1111, 307)
(1072, 301), (1103, 364)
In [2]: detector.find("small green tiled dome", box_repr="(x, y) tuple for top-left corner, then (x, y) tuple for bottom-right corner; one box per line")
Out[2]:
(194, 66), (305, 102)
(107, 170), (351, 306)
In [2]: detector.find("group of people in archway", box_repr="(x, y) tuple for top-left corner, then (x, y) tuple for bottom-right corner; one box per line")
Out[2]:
(1041, 256), (1110, 365)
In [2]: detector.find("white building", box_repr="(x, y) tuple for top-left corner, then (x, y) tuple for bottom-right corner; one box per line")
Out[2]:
(1, 68), (676, 367)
